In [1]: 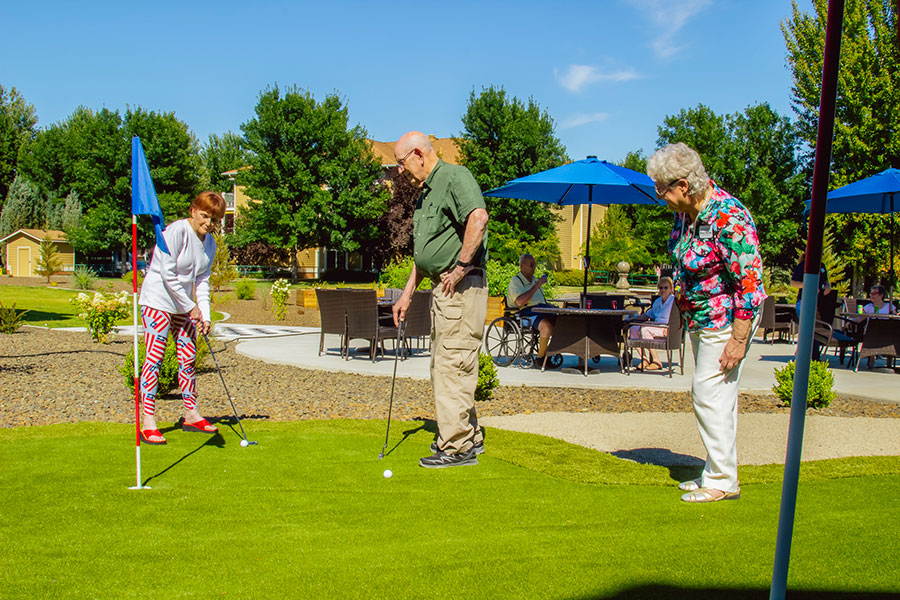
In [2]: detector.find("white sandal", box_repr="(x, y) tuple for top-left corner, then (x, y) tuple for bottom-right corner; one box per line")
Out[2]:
(678, 478), (701, 492)
(681, 487), (741, 503)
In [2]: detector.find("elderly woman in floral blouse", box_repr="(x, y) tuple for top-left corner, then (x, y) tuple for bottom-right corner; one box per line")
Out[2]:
(647, 143), (767, 503)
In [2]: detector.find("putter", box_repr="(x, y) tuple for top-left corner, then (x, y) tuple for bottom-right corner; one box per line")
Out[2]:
(202, 333), (257, 446)
(379, 319), (406, 459)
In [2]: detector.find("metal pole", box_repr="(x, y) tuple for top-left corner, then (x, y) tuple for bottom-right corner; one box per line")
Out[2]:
(769, 1), (844, 597)
(582, 187), (593, 307)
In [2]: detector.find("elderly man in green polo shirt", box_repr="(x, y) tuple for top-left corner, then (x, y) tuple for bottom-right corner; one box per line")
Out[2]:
(392, 131), (489, 468)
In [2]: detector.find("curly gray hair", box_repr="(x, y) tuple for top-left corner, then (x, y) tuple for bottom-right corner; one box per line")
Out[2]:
(647, 142), (709, 198)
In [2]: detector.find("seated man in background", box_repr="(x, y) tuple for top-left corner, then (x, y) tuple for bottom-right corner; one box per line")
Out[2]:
(507, 254), (556, 367)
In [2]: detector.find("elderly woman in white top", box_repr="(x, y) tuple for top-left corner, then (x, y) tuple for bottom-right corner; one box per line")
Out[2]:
(137, 191), (225, 445)
(627, 276), (675, 369)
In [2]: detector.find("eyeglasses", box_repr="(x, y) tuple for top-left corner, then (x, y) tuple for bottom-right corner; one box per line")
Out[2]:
(870, 290), (883, 296)
(655, 178), (682, 199)
(396, 148), (415, 168)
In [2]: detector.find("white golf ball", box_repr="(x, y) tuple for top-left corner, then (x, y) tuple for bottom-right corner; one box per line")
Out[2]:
(240, 439), (249, 447)
(383, 469), (393, 478)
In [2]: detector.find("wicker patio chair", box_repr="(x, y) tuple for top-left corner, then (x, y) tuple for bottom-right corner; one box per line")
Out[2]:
(315, 288), (348, 357)
(345, 289), (399, 362)
(623, 302), (685, 378)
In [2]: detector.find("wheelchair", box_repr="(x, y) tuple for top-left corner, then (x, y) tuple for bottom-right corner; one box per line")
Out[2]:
(483, 300), (563, 369)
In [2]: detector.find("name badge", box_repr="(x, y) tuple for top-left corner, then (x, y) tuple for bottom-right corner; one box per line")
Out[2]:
(697, 225), (713, 240)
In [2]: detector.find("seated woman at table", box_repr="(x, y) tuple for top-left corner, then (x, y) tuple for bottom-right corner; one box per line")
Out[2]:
(626, 277), (675, 370)
(507, 253), (556, 366)
(851, 284), (895, 322)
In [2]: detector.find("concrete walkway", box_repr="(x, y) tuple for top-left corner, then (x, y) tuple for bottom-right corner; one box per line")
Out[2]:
(225, 325), (900, 465)
(228, 325), (900, 402)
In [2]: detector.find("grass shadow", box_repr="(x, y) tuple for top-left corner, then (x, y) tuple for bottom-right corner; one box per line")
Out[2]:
(576, 584), (900, 599)
(382, 417), (438, 457)
(21, 309), (77, 324)
(142, 431), (226, 487)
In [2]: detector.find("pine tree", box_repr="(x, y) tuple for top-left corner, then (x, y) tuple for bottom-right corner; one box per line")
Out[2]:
(0, 175), (42, 237)
(209, 231), (238, 292)
(35, 237), (63, 283)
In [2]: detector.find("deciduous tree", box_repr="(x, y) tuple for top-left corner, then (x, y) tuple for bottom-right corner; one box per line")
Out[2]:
(237, 85), (388, 281)
(0, 85), (37, 205)
(200, 132), (249, 194)
(782, 0), (900, 287)
(457, 85), (567, 259)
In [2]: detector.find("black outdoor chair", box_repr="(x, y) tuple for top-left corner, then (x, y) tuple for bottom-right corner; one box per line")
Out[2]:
(401, 289), (432, 357)
(315, 288), (348, 357)
(759, 296), (794, 344)
(344, 289), (400, 362)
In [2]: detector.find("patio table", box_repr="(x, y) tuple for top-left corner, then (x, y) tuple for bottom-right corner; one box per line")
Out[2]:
(532, 306), (631, 375)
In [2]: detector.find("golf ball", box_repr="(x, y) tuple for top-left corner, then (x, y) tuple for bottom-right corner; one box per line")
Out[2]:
(383, 469), (393, 478)
(240, 439), (249, 447)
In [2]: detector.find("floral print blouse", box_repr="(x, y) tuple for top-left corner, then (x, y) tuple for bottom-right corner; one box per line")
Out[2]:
(668, 180), (767, 331)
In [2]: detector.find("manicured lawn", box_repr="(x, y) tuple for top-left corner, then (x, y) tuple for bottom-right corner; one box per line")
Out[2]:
(0, 285), (121, 328)
(2, 420), (898, 599)
(0, 285), (223, 328)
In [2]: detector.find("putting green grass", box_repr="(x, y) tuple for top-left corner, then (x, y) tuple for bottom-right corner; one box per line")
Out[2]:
(1, 421), (898, 599)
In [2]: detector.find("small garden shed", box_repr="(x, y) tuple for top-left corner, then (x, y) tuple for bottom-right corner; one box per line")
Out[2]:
(0, 229), (75, 277)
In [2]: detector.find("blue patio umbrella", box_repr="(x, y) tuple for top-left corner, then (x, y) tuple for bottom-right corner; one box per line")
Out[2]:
(805, 168), (900, 304)
(484, 156), (660, 299)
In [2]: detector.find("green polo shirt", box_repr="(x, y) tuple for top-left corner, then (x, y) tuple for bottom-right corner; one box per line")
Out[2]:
(413, 160), (487, 279)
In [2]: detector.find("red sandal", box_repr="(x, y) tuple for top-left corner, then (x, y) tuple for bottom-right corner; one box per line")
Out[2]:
(182, 418), (218, 434)
(140, 429), (167, 445)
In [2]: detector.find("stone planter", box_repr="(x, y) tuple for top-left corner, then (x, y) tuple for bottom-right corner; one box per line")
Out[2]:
(301, 288), (318, 309)
(485, 296), (505, 325)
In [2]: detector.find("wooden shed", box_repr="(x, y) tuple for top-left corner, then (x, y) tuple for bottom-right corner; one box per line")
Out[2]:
(0, 229), (75, 277)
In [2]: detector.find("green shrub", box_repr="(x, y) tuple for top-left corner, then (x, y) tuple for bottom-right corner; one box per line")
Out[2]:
(0, 300), (29, 333)
(270, 278), (291, 320)
(772, 360), (836, 409)
(475, 352), (500, 402)
(486, 260), (519, 297)
(235, 279), (256, 300)
(122, 269), (144, 287)
(120, 335), (210, 396)
(380, 256), (430, 291)
(554, 269), (586, 287)
(72, 266), (98, 290)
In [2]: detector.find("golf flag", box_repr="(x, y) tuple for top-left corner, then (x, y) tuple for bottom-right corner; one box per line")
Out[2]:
(131, 136), (169, 254)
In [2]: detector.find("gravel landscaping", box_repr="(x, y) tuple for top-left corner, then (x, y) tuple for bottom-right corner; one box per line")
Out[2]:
(2, 280), (899, 430)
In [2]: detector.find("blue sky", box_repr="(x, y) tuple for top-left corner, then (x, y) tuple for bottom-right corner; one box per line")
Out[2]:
(1, 0), (808, 163)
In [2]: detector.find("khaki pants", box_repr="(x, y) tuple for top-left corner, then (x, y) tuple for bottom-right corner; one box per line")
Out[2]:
(430, 271), (488, 454)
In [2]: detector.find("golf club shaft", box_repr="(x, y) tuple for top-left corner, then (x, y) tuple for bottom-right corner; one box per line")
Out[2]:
(379, 320), (405, 458)
(203, 333), (249, 441)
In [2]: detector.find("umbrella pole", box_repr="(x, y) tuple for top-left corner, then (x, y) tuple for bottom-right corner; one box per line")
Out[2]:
(582, 188), (593, 307)
(888, 193), (900, 311)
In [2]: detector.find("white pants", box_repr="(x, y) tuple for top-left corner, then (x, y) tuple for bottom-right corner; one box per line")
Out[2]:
(689, 316), (760, 492)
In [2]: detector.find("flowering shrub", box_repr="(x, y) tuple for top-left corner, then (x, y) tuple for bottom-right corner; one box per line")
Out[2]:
(70, 290), (130, 343)
(270, 278), (291, 321)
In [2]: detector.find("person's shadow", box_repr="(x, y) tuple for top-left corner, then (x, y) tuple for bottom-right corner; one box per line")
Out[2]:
(610, 447), (704, 483)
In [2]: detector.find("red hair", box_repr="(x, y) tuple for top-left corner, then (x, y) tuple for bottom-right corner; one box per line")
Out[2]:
(190, 191), (226, 220)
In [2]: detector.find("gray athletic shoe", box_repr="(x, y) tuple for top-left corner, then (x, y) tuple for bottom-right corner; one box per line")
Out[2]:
(430, 439), (484, 455)
(418, 448), (478, 468)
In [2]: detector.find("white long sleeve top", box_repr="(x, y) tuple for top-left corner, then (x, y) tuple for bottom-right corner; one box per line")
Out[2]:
(139, 219), (215, 321)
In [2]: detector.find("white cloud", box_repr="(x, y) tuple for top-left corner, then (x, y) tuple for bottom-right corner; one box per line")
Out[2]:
(626, 0), (713, 59)
(554, 65), (639, 93)
(560, 112), (611, 129)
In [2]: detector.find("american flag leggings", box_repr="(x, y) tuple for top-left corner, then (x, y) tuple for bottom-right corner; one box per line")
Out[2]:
(140, 306), (198, 416)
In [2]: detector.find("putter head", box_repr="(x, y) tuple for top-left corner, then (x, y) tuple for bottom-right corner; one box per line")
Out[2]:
(378, 451), (385, 460)
(247, 440), (258, 445)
